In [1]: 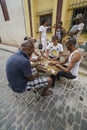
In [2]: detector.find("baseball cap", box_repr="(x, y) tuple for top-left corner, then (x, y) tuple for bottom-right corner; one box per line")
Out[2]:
(76, 13), (83, 19)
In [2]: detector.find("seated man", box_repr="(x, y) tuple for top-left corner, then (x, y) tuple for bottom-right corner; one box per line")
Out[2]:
(46, 35), (63, 60)
(24, 36), (41, 61)
(50, 36), (81, 79)
(6, 39), (53, 96)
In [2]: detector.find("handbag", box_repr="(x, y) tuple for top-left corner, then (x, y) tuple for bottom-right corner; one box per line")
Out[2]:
(38, 43), (43, 49)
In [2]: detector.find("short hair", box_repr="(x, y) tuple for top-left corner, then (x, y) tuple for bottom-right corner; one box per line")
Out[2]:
(21, 39), (34, 49)
(66, 37), (76, 46)
(52, 35), (58, 41)
(24, 36), (36, 43)
(24, 36), (30, 41)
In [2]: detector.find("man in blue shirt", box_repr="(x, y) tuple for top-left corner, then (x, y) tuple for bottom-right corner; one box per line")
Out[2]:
(6, 39), (53, 96)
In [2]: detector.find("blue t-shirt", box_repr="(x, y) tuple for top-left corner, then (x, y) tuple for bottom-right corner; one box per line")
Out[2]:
(6, 50), (32, 93)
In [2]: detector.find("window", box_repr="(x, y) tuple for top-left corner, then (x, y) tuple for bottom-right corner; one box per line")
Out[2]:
(40, 13), (52, 32)
(0, 0), (10, 21)
(71, 7), (87, 33)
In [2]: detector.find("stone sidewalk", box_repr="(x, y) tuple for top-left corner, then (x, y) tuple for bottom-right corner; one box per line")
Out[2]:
(0, 48), (87, 130)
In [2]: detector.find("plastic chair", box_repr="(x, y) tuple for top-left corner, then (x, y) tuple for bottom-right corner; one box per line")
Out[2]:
(11, 88), (41, 106)
(7, 83), (41, 106)
(61, 77), (78, 90)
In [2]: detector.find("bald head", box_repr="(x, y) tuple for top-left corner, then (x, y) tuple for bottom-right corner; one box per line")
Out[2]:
(21, 39), (34, 49)
(21, 39), (34, 57)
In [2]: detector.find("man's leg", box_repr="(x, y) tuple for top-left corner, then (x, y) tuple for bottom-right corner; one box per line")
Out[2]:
(50, 74), (56, 87)
(26, 76), (53, 96)
(57, 71), (76, 79)
(41, 77), (53, 96)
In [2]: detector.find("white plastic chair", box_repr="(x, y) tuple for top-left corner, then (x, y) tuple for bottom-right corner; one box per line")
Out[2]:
(14, 88), (41, 106)
(61, 77), (78, 90)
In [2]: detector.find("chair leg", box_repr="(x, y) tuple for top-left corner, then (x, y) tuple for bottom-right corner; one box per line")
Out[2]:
(34, 88), (41, 101)
(65, 80), (77, 90)
(14, 92), (37, 106)
(14, 88), (42, 106)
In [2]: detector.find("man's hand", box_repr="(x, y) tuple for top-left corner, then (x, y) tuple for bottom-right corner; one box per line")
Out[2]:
(48, 61), (58, 66)
(55, 63), (61, 68)
(30, 58), (37, 62)
(34, 62), (41, 66)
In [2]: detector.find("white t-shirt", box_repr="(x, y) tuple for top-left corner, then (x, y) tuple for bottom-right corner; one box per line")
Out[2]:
(46, 43), (63, 58)
(39, 25), (48, 40)
(70, 23), (84, 40)
(70, 25), (78, 33)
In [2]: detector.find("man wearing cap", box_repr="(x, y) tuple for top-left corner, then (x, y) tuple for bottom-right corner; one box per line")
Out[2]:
(69, 13), (84, 41)
(49, 36), (81, 79)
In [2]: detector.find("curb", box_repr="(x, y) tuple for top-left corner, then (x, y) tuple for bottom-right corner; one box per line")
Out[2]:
(0, 48), (15, 53)
(79, 71), (87, 76)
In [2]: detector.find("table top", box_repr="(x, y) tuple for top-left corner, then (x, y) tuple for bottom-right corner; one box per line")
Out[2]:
(34, 57), (60, 75)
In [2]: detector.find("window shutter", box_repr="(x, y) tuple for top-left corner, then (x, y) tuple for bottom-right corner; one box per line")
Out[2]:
(0, 0), (10, 21)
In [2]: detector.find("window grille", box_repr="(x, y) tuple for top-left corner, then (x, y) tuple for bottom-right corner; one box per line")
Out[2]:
(36, 13), (52, 33)
(40, 13), (52, 32)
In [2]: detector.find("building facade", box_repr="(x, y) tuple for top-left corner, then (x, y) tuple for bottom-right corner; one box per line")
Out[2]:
(62, 0), (87, 44)
(0, 0), (26, 46)
(23, 0), (58, 40)
(0, 0), (87, 46)
(23, 0), (87, 43)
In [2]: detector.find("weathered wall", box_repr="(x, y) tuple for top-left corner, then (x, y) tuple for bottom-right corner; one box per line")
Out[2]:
(0, 0), (26, 46)
(23, 0), (87, 43)
(23, 0), (57, 40)
(62, 0), (87, 43)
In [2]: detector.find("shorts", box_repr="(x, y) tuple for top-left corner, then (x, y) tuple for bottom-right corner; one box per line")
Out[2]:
(26, 68), (48, 89)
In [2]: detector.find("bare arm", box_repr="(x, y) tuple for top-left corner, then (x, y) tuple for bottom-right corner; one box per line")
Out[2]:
(26, 73), (38, 81)
(48, 55), (68, 66)
(34, 50), (41, 57)
(72, 29), (79, 35)
(47, 24), (56, 29)
(53, 51), (63, 60)
(56, 52), (81, 72)
(45, 49), (50, 58)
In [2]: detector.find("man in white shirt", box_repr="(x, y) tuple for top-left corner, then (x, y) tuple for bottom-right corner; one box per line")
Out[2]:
(39, 19), (55, 55)
(46, 35), (63, 60)
(70, 13), (84, 41)
(49, 37), (81, 80)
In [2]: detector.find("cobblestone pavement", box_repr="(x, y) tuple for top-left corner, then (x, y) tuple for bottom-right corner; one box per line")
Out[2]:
(0, 49), (87, 130)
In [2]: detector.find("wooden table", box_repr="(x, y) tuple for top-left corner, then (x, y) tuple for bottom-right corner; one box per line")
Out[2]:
(34, 57), (60, 76)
